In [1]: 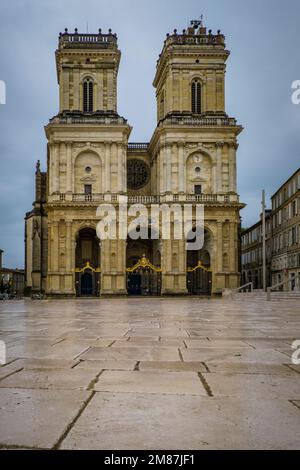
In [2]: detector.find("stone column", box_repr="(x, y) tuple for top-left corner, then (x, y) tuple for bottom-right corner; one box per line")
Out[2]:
(112, 142), (117, 192)
(107, 70), (114, 111)
(117, 143), (124, 193)
(179, 70), (183, 111)
(159, 147), (165, 194)
(166, 239), (172, 272)
(166, 73), (172, 114)
(166, 144), (172, 193)
(158, 148), (163, 194)
(52, 222), (59, 272)
(178, 143), (185, 193)
(98, 70), (104, 110)
(60, 69), (69, 111)
(212, 162), (217, 193)
(59, 143), (66, 194)
(216, 221), (223, 273)
(47, 222), (52, 272)
(72, 239), (76, 272)
(66, 143), (72, 194)
(123, 146), (127, 193)
(66, 221), (72, 271)
(216, 141), (224, 193)
(105, 142), (111, 193)
(229, 221), (237, 272)
(51, 144), (60, 194)
(203, 79), (207, 112)
(73, 68), (80, 109)
(172, 143), (178, 193)
(228, 141), (238, 193)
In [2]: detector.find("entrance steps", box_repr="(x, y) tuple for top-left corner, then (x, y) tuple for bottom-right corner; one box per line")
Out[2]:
(233, 289), (300, 302)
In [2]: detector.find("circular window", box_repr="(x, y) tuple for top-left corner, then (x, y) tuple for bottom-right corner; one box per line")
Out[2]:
(127, 159), (150, 190)
(85, 166), (92, 173)
(195, 166), (201, 174)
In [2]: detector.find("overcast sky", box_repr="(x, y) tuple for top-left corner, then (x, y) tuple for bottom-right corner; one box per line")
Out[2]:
(0, 0), (300, 268)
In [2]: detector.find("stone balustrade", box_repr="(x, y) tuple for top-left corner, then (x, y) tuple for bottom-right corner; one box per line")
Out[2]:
(161, 115), (237, 126)
(58, 29), (117, 49)
(48, 193), (240, 204)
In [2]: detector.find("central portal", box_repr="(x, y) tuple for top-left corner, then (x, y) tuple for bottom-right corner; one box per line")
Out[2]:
(126, 238), (161, 296)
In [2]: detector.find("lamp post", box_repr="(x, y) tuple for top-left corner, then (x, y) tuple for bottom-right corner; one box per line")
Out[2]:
(262, 190), (267, 292)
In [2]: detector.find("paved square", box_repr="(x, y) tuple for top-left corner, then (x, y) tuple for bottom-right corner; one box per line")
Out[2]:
(0, 297), (300, 449)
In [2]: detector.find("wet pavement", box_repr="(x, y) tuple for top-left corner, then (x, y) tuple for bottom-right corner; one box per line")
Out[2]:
(0, 297), (300, 449)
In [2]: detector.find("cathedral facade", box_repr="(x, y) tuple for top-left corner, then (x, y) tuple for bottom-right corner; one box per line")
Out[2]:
(25, 21), (244, 297)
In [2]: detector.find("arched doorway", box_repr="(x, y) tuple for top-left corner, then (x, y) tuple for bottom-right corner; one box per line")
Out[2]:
(126, 238), (161, 296)
(75, 228), (100, 297)
(81, 271), (93, 296)
(187, 229), (212, 295)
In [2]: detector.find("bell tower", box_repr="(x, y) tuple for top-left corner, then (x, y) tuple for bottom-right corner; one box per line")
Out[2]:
(149, 20), (244, 295)
(154, 19), (228, 122)
(56, 28), (120, 113)
(44, 28), (131, 297)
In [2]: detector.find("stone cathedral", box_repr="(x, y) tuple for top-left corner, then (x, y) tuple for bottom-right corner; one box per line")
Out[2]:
(25, 20), (244, 297)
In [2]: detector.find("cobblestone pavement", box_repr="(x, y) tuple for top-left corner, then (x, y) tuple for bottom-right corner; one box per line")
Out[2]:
(0, 298), (300, 450)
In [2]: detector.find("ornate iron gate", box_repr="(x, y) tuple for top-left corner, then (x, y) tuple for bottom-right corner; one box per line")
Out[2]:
(126, 256), (161, 296)
(75, 261), (101, 297)
(187, 262), (212, 295)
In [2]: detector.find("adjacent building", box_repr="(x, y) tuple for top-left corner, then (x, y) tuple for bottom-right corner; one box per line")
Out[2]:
(241, 211), (272, 289)
(241, 168), (300, 291)
(0, 250), (25, 296)
(25, 20), (244, 297)
(271, 168), (300, 290)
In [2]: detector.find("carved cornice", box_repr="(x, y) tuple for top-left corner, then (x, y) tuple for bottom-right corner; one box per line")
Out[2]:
(215, 140), (224, 148)
(227, 140), (239, 150)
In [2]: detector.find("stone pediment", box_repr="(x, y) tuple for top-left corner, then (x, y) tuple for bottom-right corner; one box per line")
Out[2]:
(191, 176), (206, 183)
(80, 176), (96, 182)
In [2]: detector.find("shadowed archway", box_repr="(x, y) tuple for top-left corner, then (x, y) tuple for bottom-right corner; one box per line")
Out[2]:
(75, 227), (100, 297)
(186, 229), (212, 295)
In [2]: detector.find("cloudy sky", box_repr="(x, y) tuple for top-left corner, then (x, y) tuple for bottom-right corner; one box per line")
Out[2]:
(0, 0), (300, 268)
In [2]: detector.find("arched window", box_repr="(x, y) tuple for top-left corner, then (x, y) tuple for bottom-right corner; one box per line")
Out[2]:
(83, 78), (93, 112)
(191, 79), (201, 114)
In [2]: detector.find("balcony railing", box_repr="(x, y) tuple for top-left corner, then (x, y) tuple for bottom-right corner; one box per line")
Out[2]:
(161, 115), (237, 126)
(59, 29), (118, 49)
(128, 143), (149, 151)
(127, 195), (160, 204)
(72, 194), (105, 202)
(49, 193), (239, 204)
(164, 33), (225, 48)
(49, 114), (127, 125)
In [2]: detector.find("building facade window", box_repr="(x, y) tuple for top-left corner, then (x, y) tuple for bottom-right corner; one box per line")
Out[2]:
(191, 79), (201, 114)
(83, 78), (93, 112)
(84, 184), (92, 194)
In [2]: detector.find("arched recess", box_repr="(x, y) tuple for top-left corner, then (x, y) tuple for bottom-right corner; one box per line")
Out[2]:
(126, 228), (161, 296)
(185, 150), (214, 194)
(74, 150), (103, 194)
(186, 228), (213, 295)
(75, 227), (101, 297)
